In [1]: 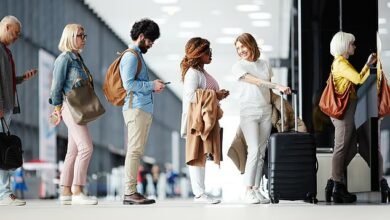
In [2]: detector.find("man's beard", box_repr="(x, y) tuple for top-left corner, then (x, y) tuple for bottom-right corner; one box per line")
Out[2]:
(139, 39), (149, 54)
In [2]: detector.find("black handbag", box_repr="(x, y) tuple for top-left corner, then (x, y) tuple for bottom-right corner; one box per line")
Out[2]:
(0, 117), (23, 170)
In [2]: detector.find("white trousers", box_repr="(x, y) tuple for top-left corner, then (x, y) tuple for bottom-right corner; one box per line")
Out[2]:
(240, 113), (272, 188)
(188, 165), (205, 197)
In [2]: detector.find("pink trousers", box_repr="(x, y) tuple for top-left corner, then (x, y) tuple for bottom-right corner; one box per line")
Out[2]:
(60, 104), (93, 186)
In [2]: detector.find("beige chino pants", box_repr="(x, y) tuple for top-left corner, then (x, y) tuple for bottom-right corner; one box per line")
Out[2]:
(123, 108), (152, 195)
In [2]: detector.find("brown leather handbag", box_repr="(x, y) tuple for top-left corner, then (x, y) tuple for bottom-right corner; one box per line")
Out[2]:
(65, 78), (105, 125)
(378, 72), (390, 118)
(319, 73), (351, 119)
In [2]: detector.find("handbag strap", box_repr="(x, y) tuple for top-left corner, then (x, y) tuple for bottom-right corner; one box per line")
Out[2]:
(74, 54), (94, 88)
(0, 117), (10, 135)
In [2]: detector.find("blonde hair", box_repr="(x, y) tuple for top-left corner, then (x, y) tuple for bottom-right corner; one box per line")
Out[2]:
(234, 33), (260, 61)
(58, 24), (84, 52)
(330, 31), (355, 57)
(0, 15), (21, 28)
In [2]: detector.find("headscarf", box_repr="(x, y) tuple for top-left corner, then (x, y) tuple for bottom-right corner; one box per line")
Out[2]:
(180, 37), (210, 81)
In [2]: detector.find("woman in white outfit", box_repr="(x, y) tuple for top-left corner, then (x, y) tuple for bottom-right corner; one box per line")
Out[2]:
(232, 33), (291, 204)
(180, 37), (229, 204)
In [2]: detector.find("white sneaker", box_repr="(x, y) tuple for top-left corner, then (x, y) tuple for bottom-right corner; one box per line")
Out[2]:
(59, 195), (72, 205)
(260, 176), (270, 200)
(194, 193), (221, 204)
(0, 194), (26, 206)
(72, 193), (98, 205)
(244, 190), (260, 204)
(254, 190), (270, 204)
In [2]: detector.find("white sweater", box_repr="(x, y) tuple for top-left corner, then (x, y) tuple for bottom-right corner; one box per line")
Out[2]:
(180, 68), (207, 138)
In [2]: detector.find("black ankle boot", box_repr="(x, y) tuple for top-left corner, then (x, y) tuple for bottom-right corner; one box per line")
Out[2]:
(380, 179), (390, 203)
(325, 179), (334, 202)
(332, 181), (356, 203)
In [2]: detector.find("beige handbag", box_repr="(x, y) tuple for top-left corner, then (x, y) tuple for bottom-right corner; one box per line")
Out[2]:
(65, 78), (105, 125)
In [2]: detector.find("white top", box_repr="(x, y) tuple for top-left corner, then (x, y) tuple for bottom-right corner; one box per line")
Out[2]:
(180, 68), (207, 137)
(231, 59), (273, 116)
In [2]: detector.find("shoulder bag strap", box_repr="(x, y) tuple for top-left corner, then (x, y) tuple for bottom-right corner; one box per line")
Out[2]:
(122, 49), (142, 109)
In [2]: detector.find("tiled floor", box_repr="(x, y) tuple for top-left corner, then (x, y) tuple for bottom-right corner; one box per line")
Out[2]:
(1, 199), (389, 220)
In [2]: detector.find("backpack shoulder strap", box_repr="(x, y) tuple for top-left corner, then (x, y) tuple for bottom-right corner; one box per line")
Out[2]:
(121, 48), (142, 79)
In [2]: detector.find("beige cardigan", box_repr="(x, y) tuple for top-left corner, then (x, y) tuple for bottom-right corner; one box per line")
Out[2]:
(186, 89), (223, 167)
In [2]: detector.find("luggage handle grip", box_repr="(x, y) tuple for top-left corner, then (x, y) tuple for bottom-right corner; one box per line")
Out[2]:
(278, 89), (298, 96)
(279, 89), (298, 132)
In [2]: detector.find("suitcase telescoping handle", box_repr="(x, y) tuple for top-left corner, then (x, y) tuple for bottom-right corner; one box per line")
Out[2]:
(279, 89), (298, 132)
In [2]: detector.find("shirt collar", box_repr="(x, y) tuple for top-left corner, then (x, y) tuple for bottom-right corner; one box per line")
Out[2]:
(62, 51), (79, 61)
(128, 43), (141, 53)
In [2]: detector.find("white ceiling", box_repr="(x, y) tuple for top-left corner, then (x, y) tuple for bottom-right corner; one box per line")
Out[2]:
(84, 0), (291, 116)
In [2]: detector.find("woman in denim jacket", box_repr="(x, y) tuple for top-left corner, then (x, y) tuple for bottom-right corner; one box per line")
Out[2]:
(49, 24), (97, 205)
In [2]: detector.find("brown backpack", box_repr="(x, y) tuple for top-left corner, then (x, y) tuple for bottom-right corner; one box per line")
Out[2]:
(103, 49), (142, 106)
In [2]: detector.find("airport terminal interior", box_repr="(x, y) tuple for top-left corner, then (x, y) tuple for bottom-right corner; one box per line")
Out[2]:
(1, 0), (390, 219)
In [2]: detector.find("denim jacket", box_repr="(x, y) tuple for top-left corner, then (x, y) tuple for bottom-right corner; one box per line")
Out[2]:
(50, 51), (91, 107)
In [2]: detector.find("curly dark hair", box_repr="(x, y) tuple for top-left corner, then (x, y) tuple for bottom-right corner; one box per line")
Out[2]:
(130, 18), (160, 41)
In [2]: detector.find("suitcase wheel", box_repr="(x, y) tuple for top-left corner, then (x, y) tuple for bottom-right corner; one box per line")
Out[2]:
(270, 196), (279, 204)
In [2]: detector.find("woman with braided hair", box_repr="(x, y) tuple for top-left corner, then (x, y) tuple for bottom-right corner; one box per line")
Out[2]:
(180, 37), (229, 204)
(232, 33), (291, 204)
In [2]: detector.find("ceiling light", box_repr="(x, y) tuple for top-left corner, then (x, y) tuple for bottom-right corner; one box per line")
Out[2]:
(379, 18), (386, 25)
(379, 28), (388, 34)
(222, 28), (243, 35)
(248, 12), (272, 19)
(180, 21), (202, 28)
(153, 0), (178, 4)
(251, 20), (271, 27)
(256, 38), (265, 45)
(216, 37), (235, 44)
(388, 2), (390, 8)
(177, 31), (194, 38)
(236, 4), (260, 12)
(161, 6), (181, 15)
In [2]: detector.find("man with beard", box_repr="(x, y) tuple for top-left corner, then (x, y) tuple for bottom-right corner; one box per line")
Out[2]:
(120, 18), (165, 205)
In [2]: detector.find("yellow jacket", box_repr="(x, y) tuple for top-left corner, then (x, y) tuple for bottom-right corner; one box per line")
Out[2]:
(332, 56), (370, 99)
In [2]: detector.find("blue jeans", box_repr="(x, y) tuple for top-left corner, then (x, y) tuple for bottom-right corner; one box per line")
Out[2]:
(0, 111), (14, 199)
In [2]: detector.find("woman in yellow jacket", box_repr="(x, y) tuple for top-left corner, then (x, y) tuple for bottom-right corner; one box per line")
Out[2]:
(324, 31), (376, 203)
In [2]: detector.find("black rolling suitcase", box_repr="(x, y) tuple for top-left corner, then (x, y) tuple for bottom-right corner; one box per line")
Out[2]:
(268, 91), (317, 204)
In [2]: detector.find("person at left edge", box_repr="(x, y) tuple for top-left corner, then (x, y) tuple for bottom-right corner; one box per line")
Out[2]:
(0, 15), (37, 206)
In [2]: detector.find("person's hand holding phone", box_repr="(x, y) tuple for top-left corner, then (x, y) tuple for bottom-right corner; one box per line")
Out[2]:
(153, 79), (165, 94)
(216, 89), (230, 100)
(23, 69), (38, 81)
